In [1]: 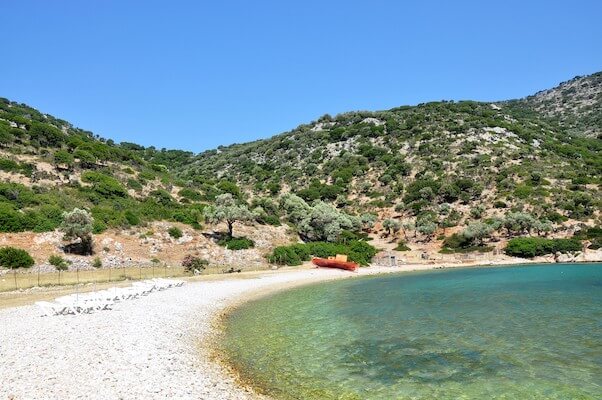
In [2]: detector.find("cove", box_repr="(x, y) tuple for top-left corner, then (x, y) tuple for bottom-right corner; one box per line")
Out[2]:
(222, 263), (602, 399)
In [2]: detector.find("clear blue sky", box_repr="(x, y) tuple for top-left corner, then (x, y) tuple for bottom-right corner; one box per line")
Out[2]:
(1, 1), (601, 152)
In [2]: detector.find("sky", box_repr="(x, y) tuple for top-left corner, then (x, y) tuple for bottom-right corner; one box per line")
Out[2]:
(1, 1), (601, 152)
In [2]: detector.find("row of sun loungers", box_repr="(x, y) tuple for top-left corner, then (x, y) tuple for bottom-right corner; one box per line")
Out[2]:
(35, 278), (185, 316)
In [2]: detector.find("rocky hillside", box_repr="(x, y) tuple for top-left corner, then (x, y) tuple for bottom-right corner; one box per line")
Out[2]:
(182, 73), (601, 229)
(0, 72), (600, 269)
(507, 72), (602, 138)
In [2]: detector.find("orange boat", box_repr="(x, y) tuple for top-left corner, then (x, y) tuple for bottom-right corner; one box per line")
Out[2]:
(312, 257), (358, 272)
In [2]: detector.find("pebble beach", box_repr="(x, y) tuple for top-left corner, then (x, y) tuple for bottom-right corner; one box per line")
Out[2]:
(0, 259), (592, 399)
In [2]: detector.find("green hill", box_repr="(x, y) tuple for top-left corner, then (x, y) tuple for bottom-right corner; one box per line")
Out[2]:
(0, 72), (600, 249)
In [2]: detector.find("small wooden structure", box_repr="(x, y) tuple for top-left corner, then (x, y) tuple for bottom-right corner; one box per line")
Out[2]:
(327, 254), (348, 262)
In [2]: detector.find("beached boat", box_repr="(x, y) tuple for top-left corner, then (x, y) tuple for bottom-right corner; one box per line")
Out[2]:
(312, 257), (358, 272)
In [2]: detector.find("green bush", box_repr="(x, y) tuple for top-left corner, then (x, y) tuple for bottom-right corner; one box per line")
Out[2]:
(181, 255), (208, 272)
(268, 244), (310, 266)
(256, 214), (281, 226)
(219, 237), (255, 250)
(48, 254), (69, 270)
(0, 158), (33, 175)
(178, 188), (202, 201)
(124, 210), (140, 226)
(127, 178), (143, 191)
(268, 240), (376, 266)
(53, 150), (75, 166)
(92, 257), (102, 268)
(0, 247), (35, 269)
(168, 226), (183, 239)
(394, 241), (411, 251)
(505, 237), (583, 258)
(81, 171), (128, 198)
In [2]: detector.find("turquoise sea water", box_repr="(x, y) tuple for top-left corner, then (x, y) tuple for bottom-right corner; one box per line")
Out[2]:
(222, 264), (602, 399)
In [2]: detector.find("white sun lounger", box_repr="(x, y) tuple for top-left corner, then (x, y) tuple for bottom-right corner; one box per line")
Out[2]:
(36, 301), (68, 317)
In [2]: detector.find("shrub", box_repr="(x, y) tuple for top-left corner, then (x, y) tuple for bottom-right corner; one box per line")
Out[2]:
(49, 254), (69, 270)
(0, 247), (35, 269)
(268, 244), (310, 266)
(394, 241), (411, 251)
(268, 240), (376, 266)
(124, 210), (140, 226)
(219, 237), (255, 250)
(81, 171), (128, 198)
(168, 226), (183, 239)
(92, 257), (102, 268)
(494, 200), (507, 208)
(182, 255), (208, 272)
(505, 237), (582, 258)
(440, 232), (494, 253)
(127, 178), (143, 191)
(178, 188), (202, 201)
(53, 150), (74, 167)
(260, 214), (281, 226)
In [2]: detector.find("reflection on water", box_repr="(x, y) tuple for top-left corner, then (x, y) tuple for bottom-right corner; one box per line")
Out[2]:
(222, 264), (602, 399)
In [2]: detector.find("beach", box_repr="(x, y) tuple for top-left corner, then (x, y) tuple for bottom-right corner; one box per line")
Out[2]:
(0, 259), (584, 399)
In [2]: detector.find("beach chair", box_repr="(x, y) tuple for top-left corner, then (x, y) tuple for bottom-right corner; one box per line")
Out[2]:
(55, 295), (99, 314)
(35, 301), (68, 317)
(132, 281), (155, 295)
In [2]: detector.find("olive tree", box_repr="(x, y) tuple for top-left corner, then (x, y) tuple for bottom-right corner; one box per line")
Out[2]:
(60, 208), (94, 255)
(462, 222), (494, 246)
(417, 221), (437, 240)
(503, 212), (538, 236)
(203, 193), (254, 238)
(297, 201), (355, 242)
(280, 193), (311, 224)
(360, 213), (377, 231)
(382, 218), (402, 235)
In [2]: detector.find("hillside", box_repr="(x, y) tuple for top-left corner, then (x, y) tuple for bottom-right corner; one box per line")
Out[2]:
(0, 72), (600, 270)
(183, 74), (601, 227)
(507, 72), (602, 138)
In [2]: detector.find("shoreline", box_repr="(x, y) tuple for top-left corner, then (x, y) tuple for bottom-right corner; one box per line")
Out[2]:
(204, 259), (600, 400)
(1, 260), (600, 399)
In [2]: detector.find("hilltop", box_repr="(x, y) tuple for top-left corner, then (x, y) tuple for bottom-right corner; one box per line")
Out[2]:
(0, 72), (600, 270)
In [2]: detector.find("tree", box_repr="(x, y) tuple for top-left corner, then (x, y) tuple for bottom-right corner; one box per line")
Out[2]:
(417, 221), (437, 240)
(503, 212), (538, 236)
(402, 221), (415, 240)
(382, 219), (401, 235)
(297, 201), (355, 242)
(360, 213), (377, 231)
(281, 193), (311, 224)
(49, 254), (70, 284)
(203, 193), (254, 238)
(60, 208), (94, 255)
(534, 220), (553, 236)
(462, 222), (494, 246)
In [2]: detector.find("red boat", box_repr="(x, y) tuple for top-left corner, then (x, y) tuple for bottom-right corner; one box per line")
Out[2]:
(312, 257), (358, 272)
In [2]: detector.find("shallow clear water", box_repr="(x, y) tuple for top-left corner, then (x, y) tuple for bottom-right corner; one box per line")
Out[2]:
(222, 264), (602, 399)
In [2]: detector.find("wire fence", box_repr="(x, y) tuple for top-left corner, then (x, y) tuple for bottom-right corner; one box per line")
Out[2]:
(0, 265), (191, 293)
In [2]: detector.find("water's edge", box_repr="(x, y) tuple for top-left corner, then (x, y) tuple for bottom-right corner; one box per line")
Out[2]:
(206, 262), (602, 400)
